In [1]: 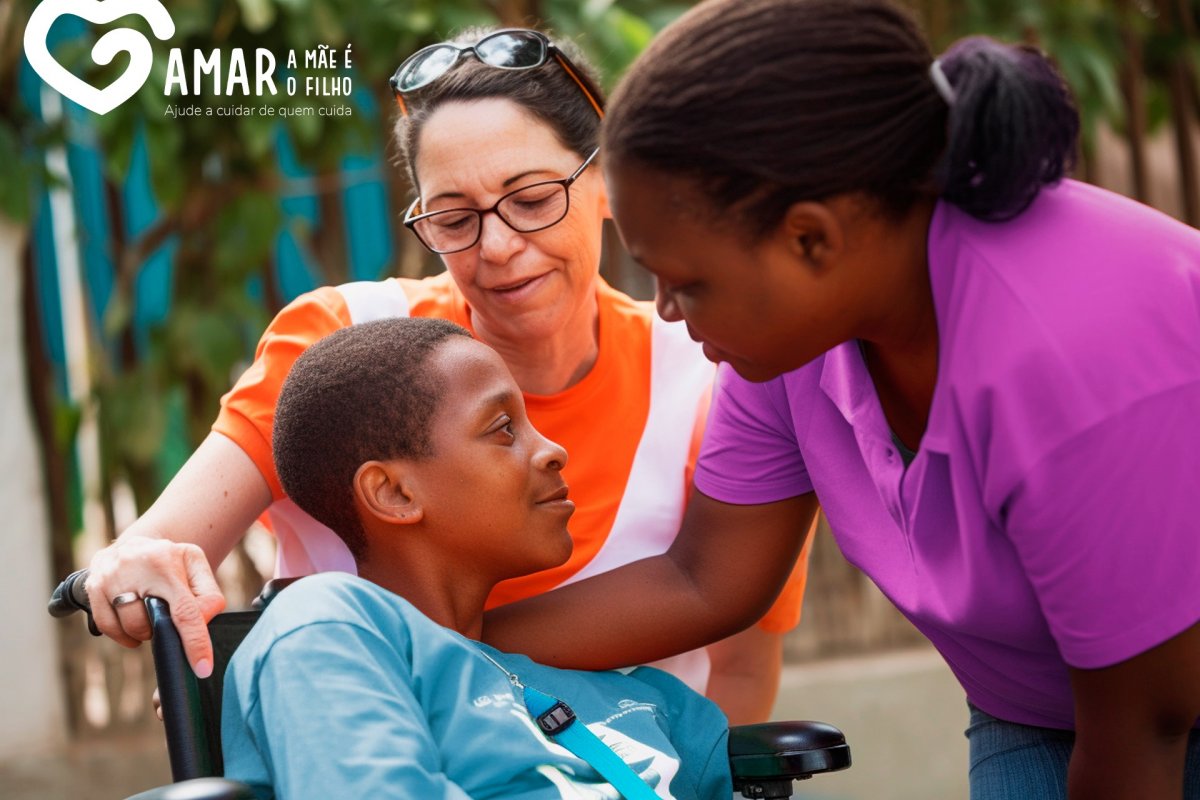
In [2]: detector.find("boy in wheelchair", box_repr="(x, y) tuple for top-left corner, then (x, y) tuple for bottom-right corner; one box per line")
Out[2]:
(223, 317), (731, 798)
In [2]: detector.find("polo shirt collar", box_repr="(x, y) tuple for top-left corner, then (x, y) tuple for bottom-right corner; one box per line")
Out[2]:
(817, 338), (952, 460)
(818, 340), (876, 430)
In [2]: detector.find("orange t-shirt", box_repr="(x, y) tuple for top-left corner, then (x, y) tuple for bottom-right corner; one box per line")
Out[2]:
(214, 273), (809, 640)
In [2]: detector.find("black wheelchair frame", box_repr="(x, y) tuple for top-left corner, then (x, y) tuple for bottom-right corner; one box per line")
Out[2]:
(50, 570), (851, 799)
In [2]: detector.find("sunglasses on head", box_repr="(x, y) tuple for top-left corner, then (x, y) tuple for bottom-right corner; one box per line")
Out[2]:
(389, 28), (604, 118)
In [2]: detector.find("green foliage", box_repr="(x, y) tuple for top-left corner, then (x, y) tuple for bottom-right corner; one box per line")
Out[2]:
(100, 363), (169, 466)
(0, 123), (36, 222)
(952, 0), (1126, 153)
(10, 0), (1198, 519)
(548, 0), (669, 87)
(0, 0), (59, 223)
(10, 0), (678, 512)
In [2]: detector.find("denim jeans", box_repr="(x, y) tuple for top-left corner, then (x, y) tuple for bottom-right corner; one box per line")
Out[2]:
(966, 703), (1200, 799)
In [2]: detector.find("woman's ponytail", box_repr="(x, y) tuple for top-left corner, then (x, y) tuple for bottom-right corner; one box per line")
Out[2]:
(604, 1), (1081, 233)
(936, 37), (1079, 221)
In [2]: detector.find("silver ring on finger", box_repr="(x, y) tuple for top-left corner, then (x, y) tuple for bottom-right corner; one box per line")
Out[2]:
(111, 592), (142, 608)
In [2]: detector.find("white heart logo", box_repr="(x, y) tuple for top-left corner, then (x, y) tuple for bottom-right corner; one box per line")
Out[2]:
(24, 0), (175, 116)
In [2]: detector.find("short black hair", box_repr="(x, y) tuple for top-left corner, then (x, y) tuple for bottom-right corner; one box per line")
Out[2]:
(272, 317), (472, 561)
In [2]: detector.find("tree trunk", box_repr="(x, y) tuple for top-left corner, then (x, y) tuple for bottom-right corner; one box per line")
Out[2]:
(21, 206), (84, 733)
(0, 217), (68, 756)
(374, 89), (451, 280)
(1118, 0), (1150, 202)
(1168, 60), (1200, 225)
(924, 0), (953, 50)
(313, 175), (350, 286)
(1158, 0), (1200, 225)
(374, 87), (418, 279)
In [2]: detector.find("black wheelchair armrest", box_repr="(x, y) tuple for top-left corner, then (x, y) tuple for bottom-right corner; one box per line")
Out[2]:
(125, 777), (256, 800)
(251, 577), (303, 610)
(729, 721), (851, 799)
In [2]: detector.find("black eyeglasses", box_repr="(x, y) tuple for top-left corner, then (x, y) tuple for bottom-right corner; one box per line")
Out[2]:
(389, 29), (604, 118)
(403, 148), (599, 255)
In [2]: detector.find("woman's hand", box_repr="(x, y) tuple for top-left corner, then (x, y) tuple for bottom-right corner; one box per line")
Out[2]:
(79, 432), (273, 677)
(85, 534), (227, 677)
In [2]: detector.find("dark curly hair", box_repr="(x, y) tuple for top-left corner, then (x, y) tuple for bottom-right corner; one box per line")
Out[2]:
(272, 317), (471, 561)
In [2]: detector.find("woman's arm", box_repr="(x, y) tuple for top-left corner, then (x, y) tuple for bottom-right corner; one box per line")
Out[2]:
(85, 288), (351, 675)
(705, 515), (815, 723)
(484, 489), (818, 670)
(1067, 619), (1200, 799)
(704, 625), (785, 724)
(84, 432), (271, 676)
(997, 382), (1200, 795)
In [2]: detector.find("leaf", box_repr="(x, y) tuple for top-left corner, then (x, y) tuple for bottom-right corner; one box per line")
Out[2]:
(311, 0), (348, 45)
(237, 0), (278, 33)
(239, 113), (278, 160)
(289, 104), (322, 146)
(1080, 47), (1123, 123)
(144, 120), (187, 208)
(103, 290), (133, 339)
(214, 191), (283, 275)
(101, 370), (168, 465)
(0, 123), (34, 222)
(583, 0), (616, 20)
(53, 399), (82, 451)
(165, 306), (248, 392)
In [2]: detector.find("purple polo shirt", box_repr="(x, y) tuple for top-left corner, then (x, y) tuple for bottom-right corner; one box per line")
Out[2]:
(694, 180), (1200, 730)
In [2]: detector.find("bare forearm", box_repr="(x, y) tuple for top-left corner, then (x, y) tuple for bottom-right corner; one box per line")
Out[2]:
(84, 431), (272, 670)
(125, 431), (272, 567)
(1068, 620), (1200, 799)
(484, 491), (817, 670)
(705, 626), (785, 724)
(484, 550), (758, 669)
(1069, 729), (1191, 799)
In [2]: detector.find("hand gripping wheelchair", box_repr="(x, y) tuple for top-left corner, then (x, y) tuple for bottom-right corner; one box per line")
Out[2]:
(50, 571), (851, 799)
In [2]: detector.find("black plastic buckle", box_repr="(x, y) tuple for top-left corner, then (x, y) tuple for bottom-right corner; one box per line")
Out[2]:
(536, 701), (576, 736)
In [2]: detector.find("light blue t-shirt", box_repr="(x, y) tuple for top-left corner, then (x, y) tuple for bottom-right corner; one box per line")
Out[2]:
(221, 572), (731, 799)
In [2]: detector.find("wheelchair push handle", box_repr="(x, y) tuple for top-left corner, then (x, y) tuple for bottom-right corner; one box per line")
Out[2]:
(48, 568), (101, 636)
(49, 567), (92, 615)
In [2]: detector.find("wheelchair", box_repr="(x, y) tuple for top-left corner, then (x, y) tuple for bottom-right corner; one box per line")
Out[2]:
(50, 571), (851, 799)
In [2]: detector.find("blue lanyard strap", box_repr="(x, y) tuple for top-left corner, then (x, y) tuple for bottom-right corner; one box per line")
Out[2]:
(522, 684), (660, 800)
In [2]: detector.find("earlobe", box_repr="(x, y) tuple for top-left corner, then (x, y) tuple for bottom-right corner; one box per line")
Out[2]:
(781, 201), (844, 269)
(354, 461), (424, 526)
(596, 180), (612, 221)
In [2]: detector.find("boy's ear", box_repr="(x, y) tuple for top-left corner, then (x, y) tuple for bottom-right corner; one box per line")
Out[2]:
(778, 200), (844, 269)
(353, 460), (424, 526)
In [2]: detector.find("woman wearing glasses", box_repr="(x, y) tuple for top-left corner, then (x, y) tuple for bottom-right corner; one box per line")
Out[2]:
(81, 27), (808, 724)
(484, 1), (1200, 797)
